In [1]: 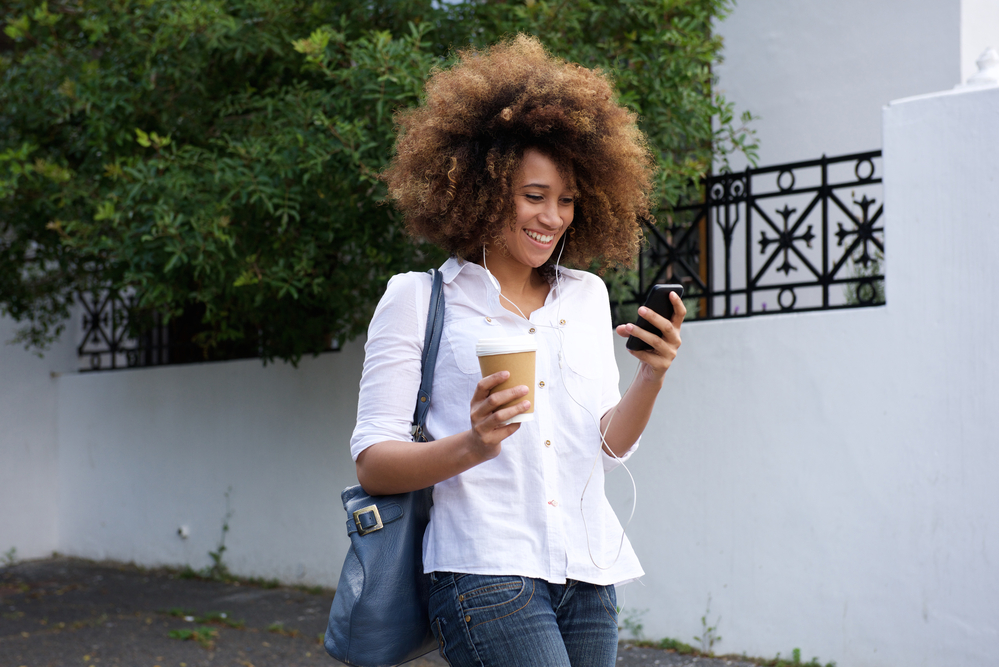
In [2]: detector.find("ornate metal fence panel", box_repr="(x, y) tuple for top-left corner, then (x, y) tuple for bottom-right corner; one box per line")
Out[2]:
(612, 150), (884, 321)
(77, 291), (171, 371)
(76, 292), (328, 371)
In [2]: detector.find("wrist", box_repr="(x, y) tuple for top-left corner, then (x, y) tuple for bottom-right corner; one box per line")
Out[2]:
(639, 364), (666, 389)
(457, 429), (492, 467)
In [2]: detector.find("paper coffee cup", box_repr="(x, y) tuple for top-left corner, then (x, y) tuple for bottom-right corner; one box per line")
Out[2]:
(476, 335), (537, 425)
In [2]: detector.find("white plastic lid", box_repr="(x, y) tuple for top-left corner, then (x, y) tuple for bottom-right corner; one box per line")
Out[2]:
(475, 335), (537, 356)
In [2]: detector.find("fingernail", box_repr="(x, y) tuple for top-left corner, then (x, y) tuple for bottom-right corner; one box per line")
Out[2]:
(638, 306), (647, 315)
(626, 323), (634, 331)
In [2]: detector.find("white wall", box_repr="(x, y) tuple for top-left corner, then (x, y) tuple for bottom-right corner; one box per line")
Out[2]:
(715, 0), (960, 168)
(610, 84), (999, 666)
(55, 344), (366, 586)
(41, 84), (999, 667)
(0, 317), (77, 560)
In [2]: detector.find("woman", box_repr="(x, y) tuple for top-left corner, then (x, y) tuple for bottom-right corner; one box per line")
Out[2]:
(350, 36), (685, 666)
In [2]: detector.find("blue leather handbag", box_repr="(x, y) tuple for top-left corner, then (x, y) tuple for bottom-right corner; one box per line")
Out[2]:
(324, 269), (444, 666)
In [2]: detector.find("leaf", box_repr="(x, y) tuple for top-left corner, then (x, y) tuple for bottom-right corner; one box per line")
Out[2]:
(94, 201), (116, 221)
(3, 15), (30, 40)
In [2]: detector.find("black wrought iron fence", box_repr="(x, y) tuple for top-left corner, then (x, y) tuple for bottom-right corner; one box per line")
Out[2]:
(77, 291), (265, 371)
(77, 291), (176, 371)
(78, 151), (884, 370)
(77, 291), (327, 371)
(609, 150), (884, 323)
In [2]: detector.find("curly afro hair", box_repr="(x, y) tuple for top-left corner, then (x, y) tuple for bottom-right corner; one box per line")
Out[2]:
(382, 34), (656, 271)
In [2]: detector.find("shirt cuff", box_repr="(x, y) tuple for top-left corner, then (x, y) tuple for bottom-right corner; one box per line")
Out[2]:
(601, 435), (640, 472)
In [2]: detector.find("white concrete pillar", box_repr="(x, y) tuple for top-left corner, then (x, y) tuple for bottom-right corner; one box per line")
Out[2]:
(880, 81), (999, 667)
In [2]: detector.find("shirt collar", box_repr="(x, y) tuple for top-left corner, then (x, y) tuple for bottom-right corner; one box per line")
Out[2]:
(439, 256), (584, 285)
(439, 256), (470, 284)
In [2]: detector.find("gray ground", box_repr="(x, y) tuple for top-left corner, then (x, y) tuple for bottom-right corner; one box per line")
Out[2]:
(0, 558), (755, 667)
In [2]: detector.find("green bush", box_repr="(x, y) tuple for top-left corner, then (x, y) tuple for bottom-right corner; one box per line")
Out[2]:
(1, 0), (754, 363)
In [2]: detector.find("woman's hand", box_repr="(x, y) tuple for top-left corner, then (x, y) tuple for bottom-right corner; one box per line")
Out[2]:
(356, 371), (530, 495)
(466, 371), (531, 461)
(615, 290), (686, 385)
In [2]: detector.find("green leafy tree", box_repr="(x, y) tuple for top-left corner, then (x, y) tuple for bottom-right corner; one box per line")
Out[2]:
(455, 0), (756, 204)
(1, 0), (754, 363)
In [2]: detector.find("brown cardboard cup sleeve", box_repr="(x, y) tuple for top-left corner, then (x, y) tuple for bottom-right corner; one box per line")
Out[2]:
(476, 335), (537, 425)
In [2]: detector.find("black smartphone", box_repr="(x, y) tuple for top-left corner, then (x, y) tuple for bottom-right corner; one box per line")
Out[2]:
(626, 284), (684, 351)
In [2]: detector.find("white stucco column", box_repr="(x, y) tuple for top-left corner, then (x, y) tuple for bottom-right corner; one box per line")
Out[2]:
(880, 80), (999, 666)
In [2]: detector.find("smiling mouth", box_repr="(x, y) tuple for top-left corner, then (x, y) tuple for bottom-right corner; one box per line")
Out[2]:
(525, 229), (555, 244)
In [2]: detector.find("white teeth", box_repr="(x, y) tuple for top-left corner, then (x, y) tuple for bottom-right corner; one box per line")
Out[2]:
(526, 230), (554, 243)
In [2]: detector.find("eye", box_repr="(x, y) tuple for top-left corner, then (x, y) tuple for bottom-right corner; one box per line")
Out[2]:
(524, 193), (544, 202)
(560, 197), (575, 206)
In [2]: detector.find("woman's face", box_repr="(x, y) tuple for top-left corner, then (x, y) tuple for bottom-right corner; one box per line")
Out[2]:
(495, 148), (575, 270)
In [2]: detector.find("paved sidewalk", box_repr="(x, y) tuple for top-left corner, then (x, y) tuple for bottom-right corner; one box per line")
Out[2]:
(1, 558), (754, 667)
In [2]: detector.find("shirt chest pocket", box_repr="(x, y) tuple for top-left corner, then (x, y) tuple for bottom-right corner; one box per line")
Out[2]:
(556, 321), (604, 381)
(444, 316), (508, 376)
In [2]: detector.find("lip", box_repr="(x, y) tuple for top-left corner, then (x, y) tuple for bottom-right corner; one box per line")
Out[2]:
(523, 228), (557, 247)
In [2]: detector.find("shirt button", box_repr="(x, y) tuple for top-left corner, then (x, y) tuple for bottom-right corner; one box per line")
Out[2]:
(485, 317), (492, 323)
(549, 499), (559, 508)
(538, 380), (545, 388)
(544, 440), (551, 447)
(560, 319), (566, 325)
(529, 327), (536, 334)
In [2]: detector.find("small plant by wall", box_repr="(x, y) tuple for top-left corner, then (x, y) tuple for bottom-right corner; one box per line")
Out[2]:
(178, 487), (235, 582)
(205, 487), (234, 580)
(693, 595), (723, 655)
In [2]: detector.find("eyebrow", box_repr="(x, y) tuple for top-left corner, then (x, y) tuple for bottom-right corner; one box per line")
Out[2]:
(519, 183), (576, 195)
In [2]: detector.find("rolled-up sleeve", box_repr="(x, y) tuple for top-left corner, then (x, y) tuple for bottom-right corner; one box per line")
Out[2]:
(349, 272), (429, 461)
(590, 276), (639, 471)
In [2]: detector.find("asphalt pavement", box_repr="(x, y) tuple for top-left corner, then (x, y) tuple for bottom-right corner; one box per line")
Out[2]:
(0, 557), (756, 667)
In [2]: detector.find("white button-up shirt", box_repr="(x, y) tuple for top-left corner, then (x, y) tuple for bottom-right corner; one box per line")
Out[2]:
(350, 257), (643, 585)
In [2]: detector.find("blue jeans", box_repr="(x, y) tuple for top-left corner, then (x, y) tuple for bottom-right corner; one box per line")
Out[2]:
(428, 572), (619, 667)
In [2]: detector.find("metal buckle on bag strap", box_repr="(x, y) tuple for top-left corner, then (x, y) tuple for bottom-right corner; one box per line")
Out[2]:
(353, 505), (384, 536)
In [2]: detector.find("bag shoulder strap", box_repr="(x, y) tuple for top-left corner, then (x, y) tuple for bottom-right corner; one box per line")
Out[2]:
(413, 268), (445, 439)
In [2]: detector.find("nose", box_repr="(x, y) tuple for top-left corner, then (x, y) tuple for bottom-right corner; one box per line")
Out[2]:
(538, 200), (561, 228)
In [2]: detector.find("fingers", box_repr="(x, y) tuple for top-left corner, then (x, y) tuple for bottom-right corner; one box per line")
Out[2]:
(470, 393), (529, 453)
(474, 386), (530, 420)
(627, 311), (679, 348)
(470, 371), (531, 442)
(636, 304), (681, 339)
(669, 290), (687, 330)
(490, 400), (531, 425)
(622, 299), (683, 376)
(474, 370), (512, 398)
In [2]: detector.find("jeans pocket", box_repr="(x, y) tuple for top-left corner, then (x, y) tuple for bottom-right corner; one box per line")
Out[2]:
(595, 583), (618, 623)
(456, 575), (533, 629)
